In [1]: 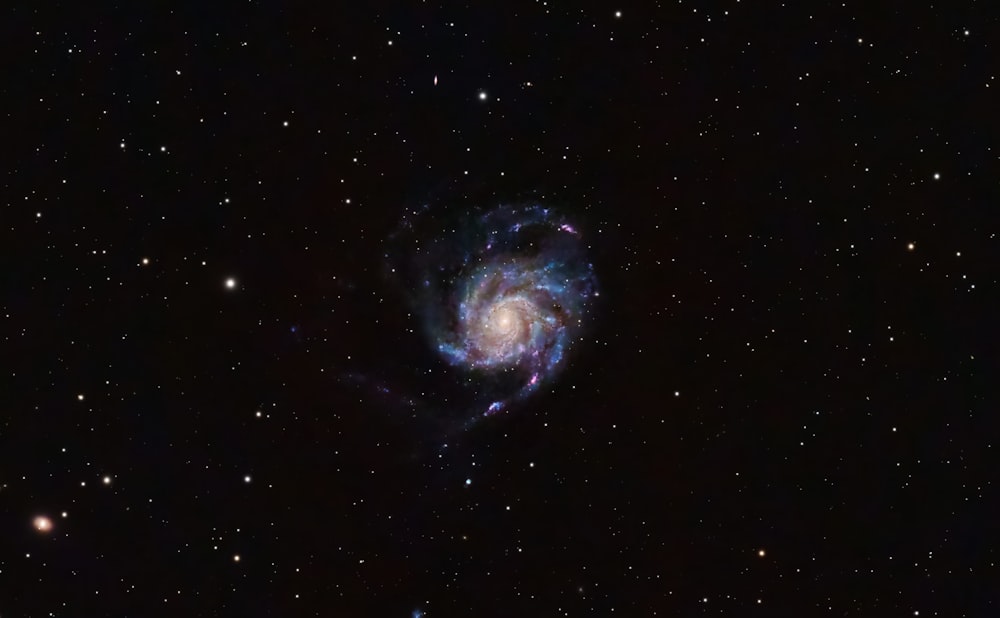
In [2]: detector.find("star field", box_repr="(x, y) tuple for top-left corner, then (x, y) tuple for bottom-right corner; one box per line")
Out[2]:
(2, 2), (998, 617)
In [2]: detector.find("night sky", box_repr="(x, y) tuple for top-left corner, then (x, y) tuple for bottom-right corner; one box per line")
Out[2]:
(3, 2), (998, 616)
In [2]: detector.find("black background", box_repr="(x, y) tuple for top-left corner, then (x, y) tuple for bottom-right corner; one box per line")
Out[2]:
(2, 1), (998, 616)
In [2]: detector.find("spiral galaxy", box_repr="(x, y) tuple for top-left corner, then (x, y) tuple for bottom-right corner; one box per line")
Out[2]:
(390, 202), (597, 420)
